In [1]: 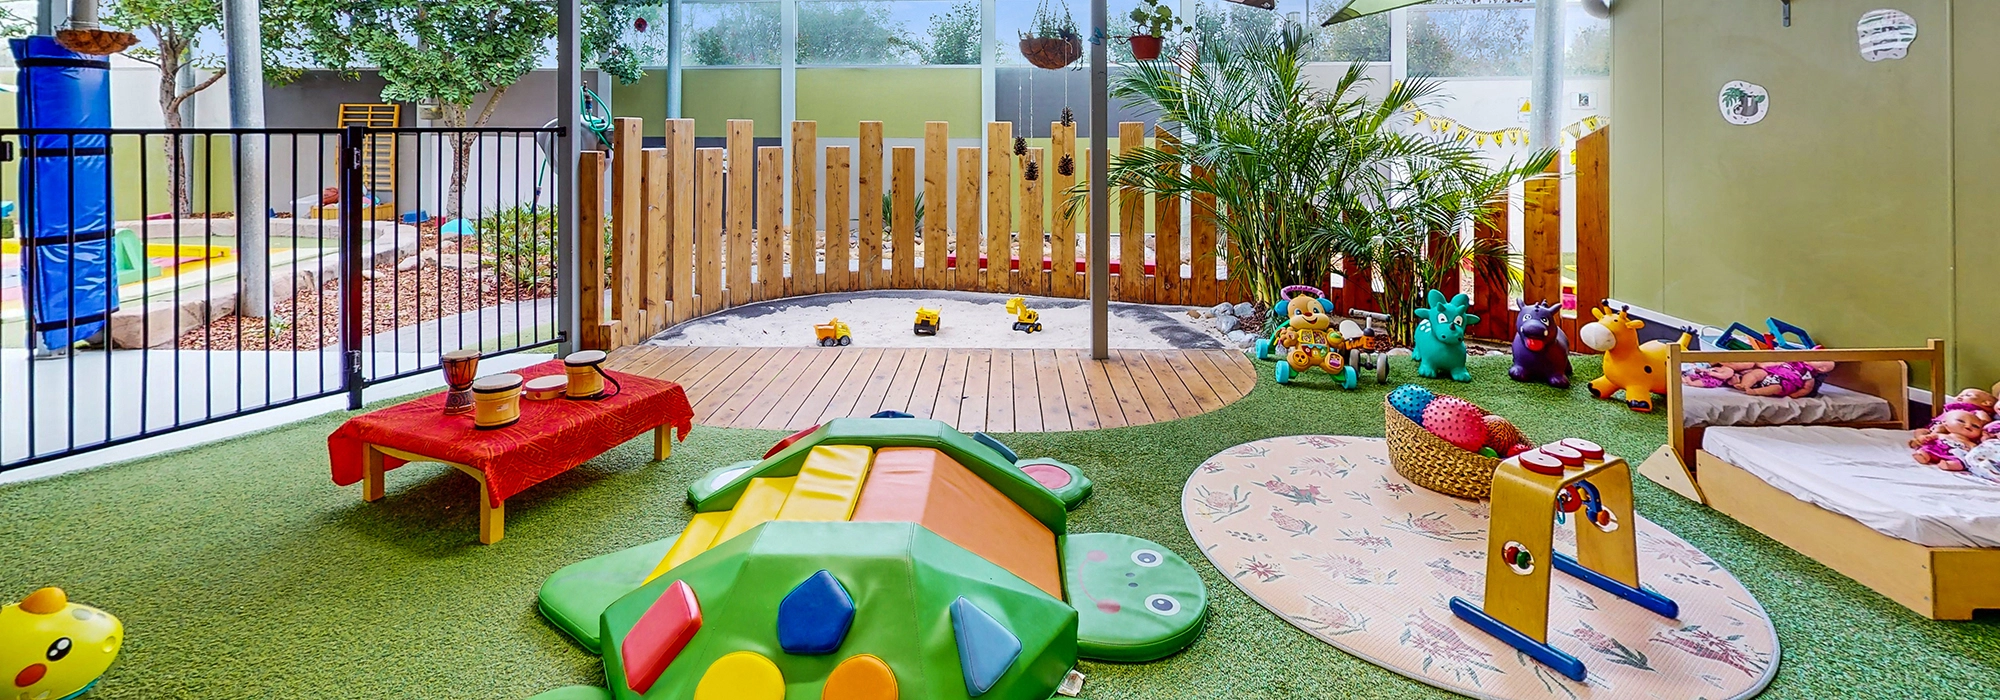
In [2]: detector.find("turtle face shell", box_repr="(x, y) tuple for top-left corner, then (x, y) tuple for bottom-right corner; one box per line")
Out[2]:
(1064, 532), (1209, 663)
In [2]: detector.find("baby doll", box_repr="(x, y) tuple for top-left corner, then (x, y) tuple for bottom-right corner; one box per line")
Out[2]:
(1910, 409), (1990, 471)
(1729, 360), (1836, 399)
(1963, 421), (2000, 483)
(1680, 362), (1736, 388)
(1941, 387), (1996, 420)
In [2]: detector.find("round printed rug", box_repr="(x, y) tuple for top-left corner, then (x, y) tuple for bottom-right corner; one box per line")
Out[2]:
(1184, 436), (1778, 700)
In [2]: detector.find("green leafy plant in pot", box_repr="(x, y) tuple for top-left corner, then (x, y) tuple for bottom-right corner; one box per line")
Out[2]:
(1076, 23), (1553, 345)
(1127, 0), (1187, 61)
(1020, 0), (1082, 69)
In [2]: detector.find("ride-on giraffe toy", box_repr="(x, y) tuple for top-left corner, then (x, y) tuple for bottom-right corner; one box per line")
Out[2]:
(1577, 303), (1690, 413)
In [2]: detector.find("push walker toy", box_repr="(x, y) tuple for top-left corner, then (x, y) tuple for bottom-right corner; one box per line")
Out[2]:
(1448, 440), (1679, 682)
(1252, 285), (1359, 388)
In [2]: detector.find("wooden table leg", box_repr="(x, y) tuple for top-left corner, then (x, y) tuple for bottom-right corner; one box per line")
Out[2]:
(654, 424), (673, 461)
(362, 446), (387, 502)
(480, 494), (505, 545)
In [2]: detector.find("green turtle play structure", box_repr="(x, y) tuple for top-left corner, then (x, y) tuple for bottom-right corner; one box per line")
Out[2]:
(532, 417), (1206, 700)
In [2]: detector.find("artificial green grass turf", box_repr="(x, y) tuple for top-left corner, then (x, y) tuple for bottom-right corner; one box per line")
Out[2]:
(2, 354), (1996, 699)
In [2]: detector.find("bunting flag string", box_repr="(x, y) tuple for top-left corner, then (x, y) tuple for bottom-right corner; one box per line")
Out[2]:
(1405, 107), (1607, 149)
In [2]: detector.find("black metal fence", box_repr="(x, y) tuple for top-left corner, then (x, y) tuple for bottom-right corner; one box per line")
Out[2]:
(0, 125), (565, 471)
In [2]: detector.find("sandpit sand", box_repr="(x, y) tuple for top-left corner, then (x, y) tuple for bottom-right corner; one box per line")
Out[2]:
(646, 290), (1231, 350)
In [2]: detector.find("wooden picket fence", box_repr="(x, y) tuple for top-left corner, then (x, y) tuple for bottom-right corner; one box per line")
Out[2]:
(577, 117), (1608, 351)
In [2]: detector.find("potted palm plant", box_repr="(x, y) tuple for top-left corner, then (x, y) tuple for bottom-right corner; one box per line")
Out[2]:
(1127, 0), (1186, 61)
(1080, 24), (1555, 344)
(1019, 0), (1082, 69)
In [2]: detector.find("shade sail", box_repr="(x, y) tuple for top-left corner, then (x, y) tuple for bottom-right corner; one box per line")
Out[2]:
(1320, 0), (1435, 25)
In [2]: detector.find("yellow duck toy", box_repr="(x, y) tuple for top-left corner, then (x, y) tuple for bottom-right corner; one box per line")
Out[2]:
(4, 587), (122, 700)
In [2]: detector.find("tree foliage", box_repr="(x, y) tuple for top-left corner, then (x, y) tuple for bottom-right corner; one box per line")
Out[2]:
(104, 0), (228, 214)
(922, 0), (980, 65)
(798, 2), (922, 65)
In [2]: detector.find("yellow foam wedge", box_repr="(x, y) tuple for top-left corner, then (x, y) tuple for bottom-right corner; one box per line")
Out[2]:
(644, 510), (734, 584)
(777, 445), (876, 522)
(713, 477), (796, 546)
(693, 651), (785, 700)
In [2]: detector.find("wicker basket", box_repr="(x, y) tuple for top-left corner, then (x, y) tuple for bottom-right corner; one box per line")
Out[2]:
(1019, 36), (1083, 69)
(1384, 401), (1500, 499)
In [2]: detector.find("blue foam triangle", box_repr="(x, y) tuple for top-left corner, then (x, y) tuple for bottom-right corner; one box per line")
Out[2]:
(950, 596), (1021, 696)
(777, 570), (856, 655)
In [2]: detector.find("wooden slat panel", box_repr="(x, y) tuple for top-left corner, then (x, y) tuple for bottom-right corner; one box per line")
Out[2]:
(934, 350), (972, 428)
(667, 120), (696, 325)
(986, 121), (1013, 292)
(1053, 349), (1098, 430)
(678, 347), (749, 408)
(825, 146), (853, 292)
(923, 122), (950, 290)
(1074, 351), (1127, 429)
(612, 118), (643, 346)
(757, 146), (784, 301)
(1210, 349), (1259, 396)
(857, 121), (885, 290)
(710, 348), (801, 425)
(1154, 127), (1180, 305)
(819, 348), (885, 422)
(697, 148), (725, 317)
(791, 120), (820, 296)
(1118, 350), (1181, 422)
(784, 346), (868, 429)
(1139, 350), (1201, 418)
(955, 147), (982, 291)
(695, 348), (781, 416)
(878, 347), (927, 415)
(1522, 158), (1562, 310)
(736, 348), (830, 429)
(891, 146), (918, 289)
(1010, 350), (1042, 432)
(958, 350), (990, 431)
(1180, 349), (1245, 404)
(1032, 349), (1069, 432)
(1019, 148), (1046, 296)
(1469, 198), (1511, 341)
(848, 348), (907, 418)
(1340, 257), (1377, 313)
(753, 348), (840, 430)
(1190, 164), (1217, 306)
(1574, 127), (1611, 317)
(726, 120), (755, 307)
(1118, 122), (1146, 302)
(579, 150), (610, 350)
(642, 148), (669, 334)
(985, 347), (1016, 432)
(1096, 350), (1154, 426)
(906, 348), (947, 420)
(1049, 123), (1078, 299)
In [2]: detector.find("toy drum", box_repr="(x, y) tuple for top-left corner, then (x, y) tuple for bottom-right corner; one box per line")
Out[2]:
(472, 373), (524, 430)
(440, 349), (481, 415)
(563, 350), (622, 401)
(523, 375), (568, 401)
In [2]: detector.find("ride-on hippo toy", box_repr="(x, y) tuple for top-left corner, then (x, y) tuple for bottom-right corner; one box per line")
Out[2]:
(1508, 299), (1572, 388)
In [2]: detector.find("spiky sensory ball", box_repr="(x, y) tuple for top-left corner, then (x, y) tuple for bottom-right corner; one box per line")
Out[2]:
(1482, 414), (1526, 452)
(1421, 396), (1488, 452)
(1388, 384), (1436, 423)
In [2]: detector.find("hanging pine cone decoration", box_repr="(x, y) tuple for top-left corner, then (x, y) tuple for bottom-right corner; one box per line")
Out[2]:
(1057, 154), (1075, 177)
(1061, 107), (1075, 127)
(1024, 161), (1040, 181)
(1013, 136), (1028, 156)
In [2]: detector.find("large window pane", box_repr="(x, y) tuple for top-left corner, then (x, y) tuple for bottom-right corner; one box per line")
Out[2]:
(1408, 5), (1533, 77)
(998, 0), (1146, 65)
(685, 1), (781, 66)
(799, 0), (981, 66)
(1566, 4), (1609, 76)
(1312, 8), (1389, 62)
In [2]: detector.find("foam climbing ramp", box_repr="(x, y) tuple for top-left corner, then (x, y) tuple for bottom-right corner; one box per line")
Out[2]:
(538, 537), (676, 653)
(775, 445), (875, 522)
(851, 447), (1063, 599)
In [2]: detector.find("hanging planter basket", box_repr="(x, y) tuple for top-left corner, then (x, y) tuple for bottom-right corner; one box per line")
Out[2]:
(1128, 35), (1164, 61)
(1019, 36), (1084, 70)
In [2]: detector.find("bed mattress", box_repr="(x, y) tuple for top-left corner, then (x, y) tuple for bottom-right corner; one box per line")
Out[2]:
(1704, 426), (2000, 548)
(1682, 383), (1894, 428)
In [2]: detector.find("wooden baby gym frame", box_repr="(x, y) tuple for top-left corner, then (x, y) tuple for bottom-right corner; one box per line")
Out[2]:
(1452, 451), (1678, 681)
(1636, 339), (2000, 620)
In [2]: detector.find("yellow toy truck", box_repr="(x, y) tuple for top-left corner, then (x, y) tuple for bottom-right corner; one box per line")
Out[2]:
(814, 318), (853, 346)
(914, 307), (941, 336)
(1004, 297), (1043, 333)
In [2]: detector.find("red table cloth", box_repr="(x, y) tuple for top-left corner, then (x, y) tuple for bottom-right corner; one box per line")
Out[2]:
(328, 360), (693, 507)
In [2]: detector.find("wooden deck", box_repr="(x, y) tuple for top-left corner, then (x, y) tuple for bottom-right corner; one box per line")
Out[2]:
(605, 345), (1258, 432)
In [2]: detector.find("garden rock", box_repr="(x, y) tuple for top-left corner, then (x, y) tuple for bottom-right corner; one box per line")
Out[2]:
(1227, 330), (1253, 345)
(1216, 315), (1240, 334)
(1388, 347), (1413, 358)
(1211, 303), (1234, 317)
(1233, 302), (1255, 317)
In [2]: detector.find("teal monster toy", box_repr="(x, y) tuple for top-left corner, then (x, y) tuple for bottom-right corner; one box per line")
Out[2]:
(1410, 289), (1479, 382)
(531, 418), (1207, 700)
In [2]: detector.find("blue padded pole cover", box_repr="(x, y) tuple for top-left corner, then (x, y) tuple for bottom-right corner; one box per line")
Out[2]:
(12, 36), (116, 348)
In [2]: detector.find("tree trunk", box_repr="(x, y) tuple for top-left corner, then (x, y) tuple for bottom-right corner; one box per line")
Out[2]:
(157, 51), (192, 216)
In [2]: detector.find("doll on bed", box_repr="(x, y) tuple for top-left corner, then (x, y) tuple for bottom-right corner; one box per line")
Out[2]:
(1911, 408), (1991, 471)
(1725, 360), (1838, 399)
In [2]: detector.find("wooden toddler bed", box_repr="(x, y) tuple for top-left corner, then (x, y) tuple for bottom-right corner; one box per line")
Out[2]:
(1637, 340), (2000, 620)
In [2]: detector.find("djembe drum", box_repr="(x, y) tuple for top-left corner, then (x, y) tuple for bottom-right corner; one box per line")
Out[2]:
(441, 349), (482, 415)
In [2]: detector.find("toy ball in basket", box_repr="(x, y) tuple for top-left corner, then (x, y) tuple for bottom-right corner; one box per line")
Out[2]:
(1384, 384), (1536, 499)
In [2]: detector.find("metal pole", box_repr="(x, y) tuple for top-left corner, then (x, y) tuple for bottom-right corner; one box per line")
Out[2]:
(1089, 0), (1108, 360)
(667, 0), (684, 118)
(225, 0), (269, 318)
(556, 0), (583, 354)
(1529, 0), (1565, 149)
(339, 126), (366, 409)
(36, 0), (57, 35)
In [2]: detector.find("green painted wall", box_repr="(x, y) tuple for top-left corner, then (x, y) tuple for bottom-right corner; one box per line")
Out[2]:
(683, 69), (782, 138)
(797, 68), (982, 139)
(1611, 0), (1990, 387)
(611, 73), (671, 137)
